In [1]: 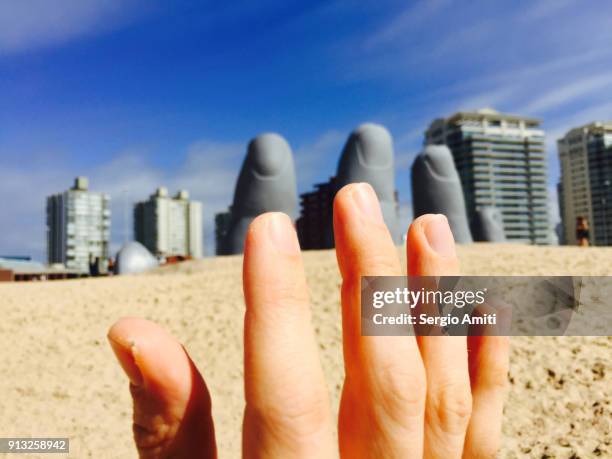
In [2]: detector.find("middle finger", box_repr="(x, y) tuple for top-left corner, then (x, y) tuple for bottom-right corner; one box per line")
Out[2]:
(334, 183), (427, 459)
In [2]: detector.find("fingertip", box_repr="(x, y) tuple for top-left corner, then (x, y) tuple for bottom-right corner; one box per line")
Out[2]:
(408, 214), (459, 276)
(332, 183), (357, 224)
(408, 214), (455, 253)
(333, 182), (382, 225)
(107, 317), (147, 386)
(333, 183), (401, 282)
(108, 321), (216, 457)
(108, 317), (193, 398)
(334, 182), (366, 203)
(246, 212), (299, 254)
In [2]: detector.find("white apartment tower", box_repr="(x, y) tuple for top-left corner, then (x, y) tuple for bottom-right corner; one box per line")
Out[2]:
(558, 122), (612, 245)
(425, 108), (551, 244)
(134, 188), (203, 258)
(46, 177), (111, 273)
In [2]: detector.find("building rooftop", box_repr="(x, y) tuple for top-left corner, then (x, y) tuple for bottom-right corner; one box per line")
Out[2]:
(560, 121), (612, 139)
(147, 188), (194, 201)
(72, 176), (89, 191)
(445, 108), (541, 125)
(476, 108), (500, 115)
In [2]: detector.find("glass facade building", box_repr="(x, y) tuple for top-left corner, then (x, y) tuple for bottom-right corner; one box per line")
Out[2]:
(425, 108), (551, 244)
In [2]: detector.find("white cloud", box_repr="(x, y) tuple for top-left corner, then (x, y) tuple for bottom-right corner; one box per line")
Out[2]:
(0, 166), (67, 257)
(0, 139), (245, 260)
(0, 132), (355, 260)
(0, 0), (148, 55)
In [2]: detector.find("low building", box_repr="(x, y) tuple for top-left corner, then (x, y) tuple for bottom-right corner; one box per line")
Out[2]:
(0, 257), (81, 282)
(296, 178), (338, 250)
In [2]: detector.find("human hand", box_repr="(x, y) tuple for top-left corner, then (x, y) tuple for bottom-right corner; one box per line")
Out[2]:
(108, 183), (509, 458)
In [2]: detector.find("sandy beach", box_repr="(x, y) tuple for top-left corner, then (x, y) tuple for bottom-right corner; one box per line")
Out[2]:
(0, 244), (610, 458)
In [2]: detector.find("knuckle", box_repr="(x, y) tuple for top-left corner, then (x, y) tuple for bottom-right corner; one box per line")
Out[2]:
(483, 364), (510, 391)
(284, 390), (331, 430)
(132, 415), (177, 458)
(375, 361), (426, 425)
(363, 251), (401, 276)
(466, 439), (501, 459)
(272, 279), (310, 305)
(248, 387), (331, 439)
(129, 384), (180, 457)
(429, 380), (473, 434)
(477, 442), (501, 459)
(334, 183), (359, 208)
(341, 251), (400, 288)
(248, 277), (309, 323)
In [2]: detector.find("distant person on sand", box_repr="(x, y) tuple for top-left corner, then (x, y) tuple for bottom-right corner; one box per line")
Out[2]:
(576, 216), (589, 246)
(108, 183), (509, 459)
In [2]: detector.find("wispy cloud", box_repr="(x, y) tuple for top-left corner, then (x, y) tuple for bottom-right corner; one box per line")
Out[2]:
(521, 0), (577, 21)
(0, 0), (150, 55)
(394, 126), (426, 170)
(521, 72), (612, 115)
(341, 0), (612, 202)
(364, 0), (453, 50)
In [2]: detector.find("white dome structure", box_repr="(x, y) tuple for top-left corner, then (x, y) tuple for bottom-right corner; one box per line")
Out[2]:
(114, 242), (158, 275)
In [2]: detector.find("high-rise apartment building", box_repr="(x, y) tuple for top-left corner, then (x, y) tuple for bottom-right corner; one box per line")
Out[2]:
(46, 177), (111, 273)
(558, 122), (612, 245)
(134, 187), (203, 258)
(425, 108), (550, 244)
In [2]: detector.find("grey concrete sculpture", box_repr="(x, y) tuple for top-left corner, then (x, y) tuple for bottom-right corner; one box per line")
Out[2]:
(334, 123), (400, 242)
(114, 241), (158, 275)
(411, 145), (473, 243)
(218, 133), (298, 255)
(471, 206), (506, 242)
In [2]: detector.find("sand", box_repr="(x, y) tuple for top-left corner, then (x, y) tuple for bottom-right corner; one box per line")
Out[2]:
(0, 244), (610, 458)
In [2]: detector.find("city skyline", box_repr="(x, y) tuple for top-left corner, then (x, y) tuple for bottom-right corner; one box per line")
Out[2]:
(3, 0), (612, 258)
(6, 113), (612, 261)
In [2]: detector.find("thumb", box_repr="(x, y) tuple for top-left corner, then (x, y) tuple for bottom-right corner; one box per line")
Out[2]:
(108, 317), (216, 459)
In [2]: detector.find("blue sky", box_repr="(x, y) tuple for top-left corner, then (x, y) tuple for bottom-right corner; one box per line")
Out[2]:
(2, 0), (612, 258)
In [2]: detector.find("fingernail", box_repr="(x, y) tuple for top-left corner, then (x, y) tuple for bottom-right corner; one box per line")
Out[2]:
(108, 337), (144, 386)
(424, 214), (456, 257)
(352, 183), (384, 224)
(268, 213), (300, 254)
